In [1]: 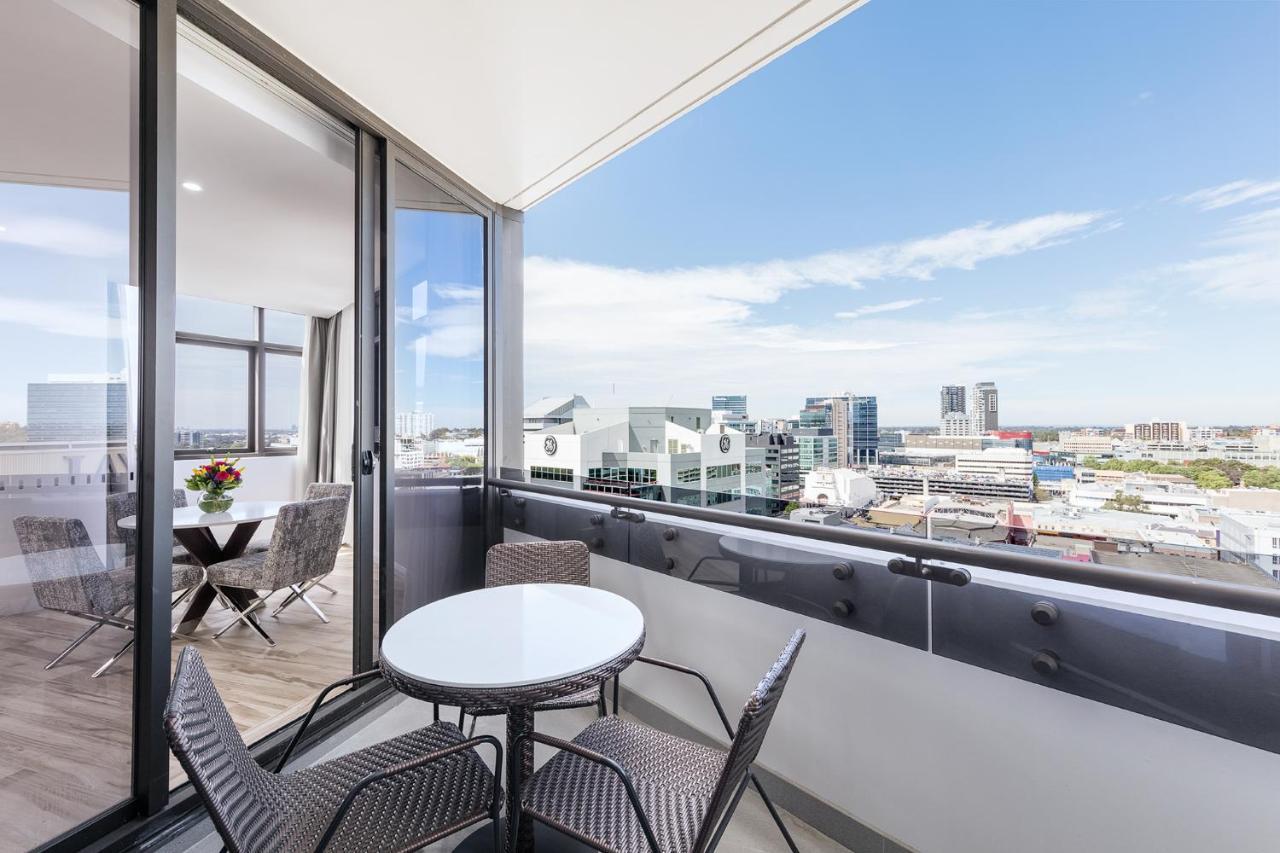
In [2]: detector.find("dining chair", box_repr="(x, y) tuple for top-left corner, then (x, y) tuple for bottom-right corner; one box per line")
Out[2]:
(105, 488), (195, 571)
(512, 629), (806, 853)
(458, 540), (605, 734)
(165, 646), (503, 853)
(266, 482), (352, 618)
(14, 515), (205, 677)
(205, 495), (348, 645)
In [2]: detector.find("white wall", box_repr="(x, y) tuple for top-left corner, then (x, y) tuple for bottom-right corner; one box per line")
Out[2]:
(507, 526), (1280, 853)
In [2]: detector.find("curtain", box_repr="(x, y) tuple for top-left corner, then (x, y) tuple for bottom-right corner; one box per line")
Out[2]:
(295, 313), (341, 495)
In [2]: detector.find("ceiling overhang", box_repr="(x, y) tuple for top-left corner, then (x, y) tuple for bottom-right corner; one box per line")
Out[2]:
(223, 0), (869, 209)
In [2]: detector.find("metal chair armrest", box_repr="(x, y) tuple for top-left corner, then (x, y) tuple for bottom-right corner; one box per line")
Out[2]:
(276, 669), (383, 772)
(633, 655), (735, 739)
(314, 734), (504, 853)
(513, 731), (661, 853)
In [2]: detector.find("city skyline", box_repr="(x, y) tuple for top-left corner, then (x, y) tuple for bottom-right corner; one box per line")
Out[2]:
(523, 0), (1280, 425)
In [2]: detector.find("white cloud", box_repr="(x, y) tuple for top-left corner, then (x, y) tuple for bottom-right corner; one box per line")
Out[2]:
(524, 210), (1134, 419)
(0, 215), (128, 258)
(0, 296), (118, 338)
(1155, 205), (1280, 304)
(1178, 179), (1280, 211)
(836, 297), (940, 320)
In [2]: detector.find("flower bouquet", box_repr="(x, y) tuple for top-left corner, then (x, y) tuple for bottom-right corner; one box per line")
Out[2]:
(186, 457), (245, 513)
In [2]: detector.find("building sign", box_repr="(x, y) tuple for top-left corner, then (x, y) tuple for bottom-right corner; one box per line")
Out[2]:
(719, 435), (731, 454)
(543, 435), (558, 456)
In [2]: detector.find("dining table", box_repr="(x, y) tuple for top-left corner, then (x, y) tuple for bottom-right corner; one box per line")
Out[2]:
(119, 500), (287, 635)
(379, 583), (646, 853)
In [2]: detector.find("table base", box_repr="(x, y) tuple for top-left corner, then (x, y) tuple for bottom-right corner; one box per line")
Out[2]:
(453, 819), (597, 853)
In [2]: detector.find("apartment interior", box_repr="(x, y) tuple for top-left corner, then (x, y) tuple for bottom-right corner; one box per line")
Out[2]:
(2, 2), (1279, 853)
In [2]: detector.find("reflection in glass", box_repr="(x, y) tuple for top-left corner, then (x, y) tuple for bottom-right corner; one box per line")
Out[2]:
(264, 352), (302, 447)
(0, 0), (138, 845)
(389, 162), (486, 621)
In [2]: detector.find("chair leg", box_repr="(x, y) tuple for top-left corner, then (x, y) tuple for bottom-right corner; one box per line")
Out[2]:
(750, 772), (800, 853)
(315, 581), (337, 594)
(294, 589), (329, 623)
(211, 593), (275, 646)
(468, 714), (478, 738)
(92, 636), (135, 678)
(45, 616), (109, 670)
(272, 578), (329, 622)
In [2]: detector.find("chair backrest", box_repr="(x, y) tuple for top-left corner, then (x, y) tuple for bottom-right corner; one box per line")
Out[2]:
(166, 646), (286, 852)
(485, 540), (590, 588)
(304, 481), (352, 504)
(693, 629), (806, 853)
(105, 489), (188, 558)
(13, 515), (114, 615)
(262, 496), (348, 590)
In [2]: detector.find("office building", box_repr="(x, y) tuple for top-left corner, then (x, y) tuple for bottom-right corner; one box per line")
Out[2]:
(523, 394), (589, 432)
(794, 428), (840, 473)
(940, 384), (966, 420)
(971, 381), (999, 433)
(711, 395), (748, 418)
(801, 395), (850, 467)
(850, 395), (879, 464)
(955, 448), (1034, 483)
(395, 406), (435, 437)
(941, 411), (974, 437)
(1218, 511), (1280, 575)
(747, 432), (801, 501)
(26, 378), (128, 442)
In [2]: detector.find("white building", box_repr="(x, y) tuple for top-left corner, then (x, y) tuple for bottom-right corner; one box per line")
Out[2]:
(1059, 432), (1117, 456)
(1069, 481), (1210, 520)
(523, 406), (766, 506)
(1125, 420), (1187, 443)
(1218, 510), (1280, 576)
(801, 467), (876, 508)
(523, 394), (589, 432)
(955, 448), (1033, 482)
(940, 411), (974, 437)
(394, 407), (434, 437)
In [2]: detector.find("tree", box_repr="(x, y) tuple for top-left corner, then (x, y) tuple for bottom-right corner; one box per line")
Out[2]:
(428, 427), (449, 440)
(1103, 491), (1148, 513)
(1243, 468), (1280, 490)
(1190, 470), (1232, 490)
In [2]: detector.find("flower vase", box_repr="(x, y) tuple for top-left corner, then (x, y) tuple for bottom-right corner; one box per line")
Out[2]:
(198, 490), (234, 513)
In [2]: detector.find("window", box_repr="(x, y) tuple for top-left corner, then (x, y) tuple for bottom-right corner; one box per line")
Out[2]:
(530, 465), (574, 483)
(175, 297), (305, 455)
(676, 467), (701, 484)
(705, 464), (741, 480)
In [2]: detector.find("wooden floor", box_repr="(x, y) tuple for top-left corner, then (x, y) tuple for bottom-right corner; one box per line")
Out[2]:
(0, 549), (354, 851)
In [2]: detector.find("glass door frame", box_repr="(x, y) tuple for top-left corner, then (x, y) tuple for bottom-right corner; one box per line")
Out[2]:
(38, 1), (501, 849)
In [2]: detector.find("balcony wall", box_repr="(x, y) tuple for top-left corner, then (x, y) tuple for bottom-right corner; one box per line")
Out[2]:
(504, 489), (1280, 853)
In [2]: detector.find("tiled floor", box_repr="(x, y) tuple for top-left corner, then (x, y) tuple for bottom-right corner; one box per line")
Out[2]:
(164, 694), (854, 853)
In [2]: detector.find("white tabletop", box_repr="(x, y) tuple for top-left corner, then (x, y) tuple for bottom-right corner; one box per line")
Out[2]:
(117, 500), (288, 530)
(381, 584), (645, 690)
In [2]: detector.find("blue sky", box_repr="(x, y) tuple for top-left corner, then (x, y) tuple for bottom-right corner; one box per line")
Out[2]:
(523, 0), (1280, 426)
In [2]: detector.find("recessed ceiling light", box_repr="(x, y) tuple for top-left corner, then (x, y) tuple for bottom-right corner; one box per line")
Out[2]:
(182, 181), (203, 192)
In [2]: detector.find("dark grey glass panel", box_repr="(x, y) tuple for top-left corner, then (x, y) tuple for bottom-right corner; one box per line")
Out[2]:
(933, 580), (1280, 753)
(501, 492), (630, 564)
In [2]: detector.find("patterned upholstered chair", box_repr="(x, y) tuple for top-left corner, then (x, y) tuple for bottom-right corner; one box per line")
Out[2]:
(266, 482), (352, 618)
(165, 646), (503, 853)
(105, 488), (196, 571)
(14, 515), (205, 677)
(205, 496), (348, 645)
(512, 629), (806, 853)
(459, 540), (604, 733)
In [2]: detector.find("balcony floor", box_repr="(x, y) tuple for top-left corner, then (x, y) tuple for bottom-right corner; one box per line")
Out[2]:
(163, 695), (853, 853)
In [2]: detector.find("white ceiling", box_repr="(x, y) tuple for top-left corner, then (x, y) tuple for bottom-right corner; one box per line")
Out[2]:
(224, 0), (868, 209)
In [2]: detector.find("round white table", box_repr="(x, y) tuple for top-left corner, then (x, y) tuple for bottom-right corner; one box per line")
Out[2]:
(120, 500), (287, 634)
(381, 584), (645, 853)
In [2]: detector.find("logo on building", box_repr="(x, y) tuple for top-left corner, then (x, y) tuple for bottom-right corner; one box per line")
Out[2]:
(719, 435), (731, 454)
(543, 436), (558, 456)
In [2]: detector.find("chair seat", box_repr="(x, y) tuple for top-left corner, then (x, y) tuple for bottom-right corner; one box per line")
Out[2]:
(522, 716), (727, 853)
(281, 721), (497, 853)
(104, 562), (205, 609)
(468, 685), (601, 717)
(207, 551), (270, 589)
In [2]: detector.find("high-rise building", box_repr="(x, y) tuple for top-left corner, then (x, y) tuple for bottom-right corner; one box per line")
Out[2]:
(940, 411), (973, 437)
(1126, 420), (1187, 444)
(850, 395), (878, 464)
(26, 378), (127, 442)
(711, 395), (748, 418)
(794, 428), (840, 473)
(802, 395), (850, 467)
(940, 385), (966, 420)
(395, 406), (435, 437)
(747, 432), (800, 501)
(971, 381), (999, 433)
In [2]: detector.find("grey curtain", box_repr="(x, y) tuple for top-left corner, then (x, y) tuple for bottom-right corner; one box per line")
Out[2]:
(296, 313), (341, 495)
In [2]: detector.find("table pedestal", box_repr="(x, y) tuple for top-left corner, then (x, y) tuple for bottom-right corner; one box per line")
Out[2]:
(173, 521), (262, 635)
(507, 706), (535, 852)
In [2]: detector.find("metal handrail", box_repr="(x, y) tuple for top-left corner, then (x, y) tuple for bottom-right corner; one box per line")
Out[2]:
(490, 477), (1280, 620)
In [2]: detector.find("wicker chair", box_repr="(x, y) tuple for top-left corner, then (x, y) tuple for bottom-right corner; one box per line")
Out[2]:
(459, 540), (605, 733)
(264, 482), (353, 620)
(104, 488), (195, 571)
(206, 495), (348, 645)
(512, 629), (806, 853)
(14, 515), (205, 677)
(165, 646), (503, 853)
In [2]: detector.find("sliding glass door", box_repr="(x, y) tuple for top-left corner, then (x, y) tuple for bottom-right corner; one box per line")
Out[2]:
(0, 0), (139, 847)
(383, 159), (487, 626)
